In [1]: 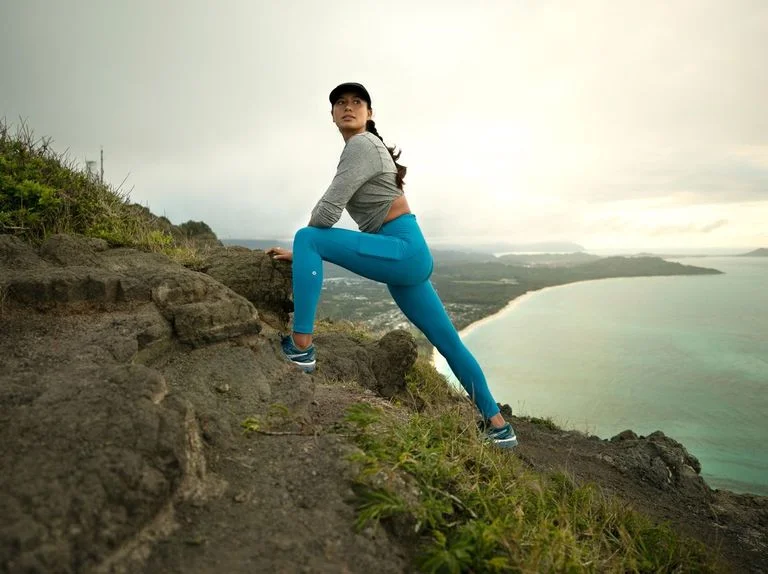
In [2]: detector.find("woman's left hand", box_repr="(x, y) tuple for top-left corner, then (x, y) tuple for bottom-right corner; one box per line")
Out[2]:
(266, 246), (293, 262)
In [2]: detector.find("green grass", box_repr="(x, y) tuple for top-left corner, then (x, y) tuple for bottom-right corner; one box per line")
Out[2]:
(404, 358), (467, 413)
(521, 415), (561, 431)
(0, 119), (215, 262)
(315, 318), (376, 343)
(344, 402), (720, 573)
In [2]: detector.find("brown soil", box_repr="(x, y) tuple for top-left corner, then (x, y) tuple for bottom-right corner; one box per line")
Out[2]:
(142, 384), (410, 574)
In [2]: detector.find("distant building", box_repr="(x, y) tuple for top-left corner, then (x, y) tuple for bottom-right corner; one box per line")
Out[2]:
(85, 149), (104, 182)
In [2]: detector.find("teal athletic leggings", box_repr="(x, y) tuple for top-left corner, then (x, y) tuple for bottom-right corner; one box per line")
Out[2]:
(291, 213), (500, 419)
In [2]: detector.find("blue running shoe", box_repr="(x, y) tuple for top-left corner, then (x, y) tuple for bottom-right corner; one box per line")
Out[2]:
(482, 422), (518, 449)
(280, 334), (316, 373)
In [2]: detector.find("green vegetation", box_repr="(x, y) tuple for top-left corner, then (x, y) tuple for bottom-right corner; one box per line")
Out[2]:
(178, 220), (218, 243)
(344, 400), (719, 573)
(434, 257), (721, 298)
(240, 416), (262, 434)
(497, 252), (602, 266)
(521, 415), (561, 431)
(240, 404), (294, 435)
(315, 318), (376, 343)
(0, 119), (216, 262)
(403, 358), (466, 412)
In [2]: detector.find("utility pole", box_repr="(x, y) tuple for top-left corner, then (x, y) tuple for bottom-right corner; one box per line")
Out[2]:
(100, 146), (104, 184)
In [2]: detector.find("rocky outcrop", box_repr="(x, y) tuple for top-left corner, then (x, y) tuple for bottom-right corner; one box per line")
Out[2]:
(607, 429), (708, 498)
(0, 362), (216, 573)
(0, 233), (418, 573)
(0, 302), (237, 571)
(196, 245), (294, 329)
(2, 234), (261, 346)
(314, 329), (418, 398)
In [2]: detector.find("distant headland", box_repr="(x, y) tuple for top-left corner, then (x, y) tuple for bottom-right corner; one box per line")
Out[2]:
(737, 247), (768, 257)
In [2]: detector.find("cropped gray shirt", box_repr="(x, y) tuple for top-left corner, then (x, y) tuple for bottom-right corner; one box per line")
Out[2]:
(309, 131), (403, 233)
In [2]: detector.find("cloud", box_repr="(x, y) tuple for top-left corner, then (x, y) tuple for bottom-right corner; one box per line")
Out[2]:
(569, 155), (768, 206)
(700, 219), (729, 233)
(648, 219), (729, 236)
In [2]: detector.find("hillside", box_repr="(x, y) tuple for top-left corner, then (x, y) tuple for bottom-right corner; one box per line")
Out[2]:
(2, 233), (766, 572)
(2, 124), (766, 572)
(0, 119), (219, 254)
(435, 240), (586, 253)
(496, 251), (601, 266)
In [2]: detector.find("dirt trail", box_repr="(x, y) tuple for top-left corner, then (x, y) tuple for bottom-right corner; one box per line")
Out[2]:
(144, 385), (408, 573)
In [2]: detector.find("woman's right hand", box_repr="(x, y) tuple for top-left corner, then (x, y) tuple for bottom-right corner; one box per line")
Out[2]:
(266, 246), (293, 262)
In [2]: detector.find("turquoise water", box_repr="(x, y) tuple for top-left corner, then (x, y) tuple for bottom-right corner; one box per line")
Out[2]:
(434, 257), (768, 495)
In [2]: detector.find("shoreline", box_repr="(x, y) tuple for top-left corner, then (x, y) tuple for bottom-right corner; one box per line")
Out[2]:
(430, 272), (720, 368)
(431, 277), (629, 367)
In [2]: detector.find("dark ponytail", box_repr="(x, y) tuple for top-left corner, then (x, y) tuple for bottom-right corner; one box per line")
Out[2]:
(366, 119), (407, 190)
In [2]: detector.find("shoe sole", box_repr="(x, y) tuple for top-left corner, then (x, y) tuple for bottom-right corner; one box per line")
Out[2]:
(287, 358), (316, 373)
(493, 436), (519, 449)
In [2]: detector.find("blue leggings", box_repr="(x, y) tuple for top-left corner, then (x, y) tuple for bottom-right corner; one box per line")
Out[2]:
(291, 214), (500, 419)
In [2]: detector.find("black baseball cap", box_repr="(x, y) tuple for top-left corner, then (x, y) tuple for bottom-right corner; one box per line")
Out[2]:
(329, 82), (372, 106)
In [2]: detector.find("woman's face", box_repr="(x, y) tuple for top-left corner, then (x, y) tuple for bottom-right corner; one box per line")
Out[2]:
(331, 92), (372, 135)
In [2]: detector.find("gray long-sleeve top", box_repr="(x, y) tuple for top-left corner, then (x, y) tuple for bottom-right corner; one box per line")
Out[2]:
(309, 131), (403, 233)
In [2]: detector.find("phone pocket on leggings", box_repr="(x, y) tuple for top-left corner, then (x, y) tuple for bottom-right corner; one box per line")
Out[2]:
(357, 234), (405, 260)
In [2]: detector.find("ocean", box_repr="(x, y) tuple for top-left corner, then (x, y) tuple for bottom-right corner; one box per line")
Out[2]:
(433, 257), (768, 496)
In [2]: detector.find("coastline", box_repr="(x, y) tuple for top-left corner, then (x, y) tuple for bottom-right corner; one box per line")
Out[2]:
(431, 278), (627, 367)
(431, 272), (719, 369)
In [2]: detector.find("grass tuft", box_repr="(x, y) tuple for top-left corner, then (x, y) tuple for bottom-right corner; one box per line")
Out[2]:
(523, 415), (561, 431)
(405, 358), (465, 413)
(240, 416), (261, 435)
(345, 402), (720, 573)
(315, 318), (375, 343)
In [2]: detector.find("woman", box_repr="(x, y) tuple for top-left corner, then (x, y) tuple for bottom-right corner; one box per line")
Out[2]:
(267, 82), (517, 448)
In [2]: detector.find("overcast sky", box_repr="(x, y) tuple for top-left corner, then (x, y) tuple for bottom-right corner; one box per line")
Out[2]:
(2, 0), (766, 251)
